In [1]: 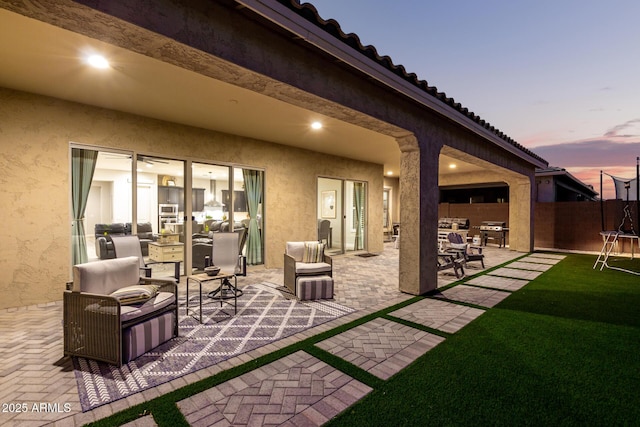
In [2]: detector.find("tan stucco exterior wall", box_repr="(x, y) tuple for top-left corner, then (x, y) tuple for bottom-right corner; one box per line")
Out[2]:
(0, 88), (383, 310)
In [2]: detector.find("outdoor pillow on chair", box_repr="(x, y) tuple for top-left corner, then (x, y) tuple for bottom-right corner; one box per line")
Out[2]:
(303, 242), (325, 263)
(110, 284), (160, 305)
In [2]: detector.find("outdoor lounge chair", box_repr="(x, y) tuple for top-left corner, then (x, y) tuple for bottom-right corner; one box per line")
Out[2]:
(63, 256), (178, 366)
(207, 232), (245, 299)
(437, 252), (465, 278)
(284, 241), (333, 297)
(446, 232), (485, 268)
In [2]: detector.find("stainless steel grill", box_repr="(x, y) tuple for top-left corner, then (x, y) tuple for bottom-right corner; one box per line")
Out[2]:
(438, 218), (470, 230)
(477, 221), (508, 247)
(479, 221), (506, 232)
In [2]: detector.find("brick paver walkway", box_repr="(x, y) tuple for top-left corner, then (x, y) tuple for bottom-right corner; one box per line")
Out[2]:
(388, 298), (485, 334)
(508, 261), (554, 272)
(465, 274), (529, 292)
(434, 284), (511, 308)
(315, 318), (445, 380)
(177, 351), (372, 426)
(488, 267), (543, 280)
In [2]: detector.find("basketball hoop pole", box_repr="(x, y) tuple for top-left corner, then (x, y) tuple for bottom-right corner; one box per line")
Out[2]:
(600, 170), (604, 231)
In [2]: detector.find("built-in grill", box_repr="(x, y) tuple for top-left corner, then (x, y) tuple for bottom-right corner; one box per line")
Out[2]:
(438, 218), (470, 230)
(437, 218), (471, 249)
(477, 221), (508, 247)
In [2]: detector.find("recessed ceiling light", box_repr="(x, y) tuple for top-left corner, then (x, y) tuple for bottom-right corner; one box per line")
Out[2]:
(449, 163), (457, 169)
(311, 121), (322, 130)
(87, 54), (109, 69)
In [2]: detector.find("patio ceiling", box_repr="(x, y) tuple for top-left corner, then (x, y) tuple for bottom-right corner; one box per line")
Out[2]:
(0, 8), (485, 178)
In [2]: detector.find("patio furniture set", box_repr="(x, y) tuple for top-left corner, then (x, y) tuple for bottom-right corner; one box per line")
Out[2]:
(63, 234), (334, 367)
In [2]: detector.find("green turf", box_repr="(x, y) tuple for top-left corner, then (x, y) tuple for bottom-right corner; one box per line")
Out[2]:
(327, 254), (640, 426)
(86, 254), (640, 426)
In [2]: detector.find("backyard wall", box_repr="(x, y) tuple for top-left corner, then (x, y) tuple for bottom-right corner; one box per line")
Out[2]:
(439, 200), (639, 254)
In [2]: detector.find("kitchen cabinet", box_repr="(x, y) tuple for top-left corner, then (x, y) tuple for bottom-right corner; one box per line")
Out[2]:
(158, 186), (205, 212)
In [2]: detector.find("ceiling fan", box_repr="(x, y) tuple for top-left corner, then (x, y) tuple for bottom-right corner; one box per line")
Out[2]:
(103, 153), (169, 166)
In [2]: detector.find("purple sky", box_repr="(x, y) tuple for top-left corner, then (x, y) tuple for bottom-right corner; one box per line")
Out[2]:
(308, 0), (640, 199)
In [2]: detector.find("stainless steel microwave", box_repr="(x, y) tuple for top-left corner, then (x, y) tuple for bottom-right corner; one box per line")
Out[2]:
(159, 204), (178, 215)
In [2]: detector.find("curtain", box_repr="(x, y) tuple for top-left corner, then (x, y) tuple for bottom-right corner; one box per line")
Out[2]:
(353, 182), (365, 250)
(71, 148), (98, 265)
(242, 169), (263, 265)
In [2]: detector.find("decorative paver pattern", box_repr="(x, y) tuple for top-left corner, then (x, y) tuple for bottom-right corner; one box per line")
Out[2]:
(315, 318), (445, 380)
(520, 256), (563, 265)
(527, 253), (567, 260)
(508, 261), (553, 272)
(388, 298), (485, 334)
(465, 275), (529, 292)
(488, 267), (543, 280)
(434, 285), (511, 308)
(177, 351), (372, 426)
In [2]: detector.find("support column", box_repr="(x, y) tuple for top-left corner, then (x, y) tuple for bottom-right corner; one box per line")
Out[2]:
(397, 134), (439, 295)
(507, 174), (534, 252)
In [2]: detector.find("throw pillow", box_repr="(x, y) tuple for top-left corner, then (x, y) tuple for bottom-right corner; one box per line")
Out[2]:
(303, 242), (325, 263)
(110, 284), (160, 305)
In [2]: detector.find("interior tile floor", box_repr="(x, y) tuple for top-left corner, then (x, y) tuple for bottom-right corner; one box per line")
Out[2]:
(0, 243), (525, 426)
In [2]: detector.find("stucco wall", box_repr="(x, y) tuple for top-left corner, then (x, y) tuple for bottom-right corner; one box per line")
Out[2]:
(0, 87), (383, 309)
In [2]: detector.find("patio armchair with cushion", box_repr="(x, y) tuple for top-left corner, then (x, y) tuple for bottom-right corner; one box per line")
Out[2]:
(63, 256), (178, 366)
(284, 241), (333, 298)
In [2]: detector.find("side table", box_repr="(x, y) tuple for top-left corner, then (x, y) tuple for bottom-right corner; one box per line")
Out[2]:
(186, 272), (238, 323)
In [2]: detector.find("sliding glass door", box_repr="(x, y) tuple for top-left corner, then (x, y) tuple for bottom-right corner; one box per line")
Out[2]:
(317, 177), (367, 255)
(72, 146), (265, 277)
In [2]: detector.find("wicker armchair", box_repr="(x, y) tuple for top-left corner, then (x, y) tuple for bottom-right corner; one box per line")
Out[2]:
(63, 256), (178, 366)
(284, 241), (332, 294)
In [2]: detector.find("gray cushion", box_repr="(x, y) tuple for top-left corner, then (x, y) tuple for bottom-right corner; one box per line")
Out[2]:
(120, 292), (175, 323)
(73, 256), (140, 294)
(295, 262), (332, 275)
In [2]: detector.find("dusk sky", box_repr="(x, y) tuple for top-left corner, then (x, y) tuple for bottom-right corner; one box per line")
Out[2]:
(309, 0), (640, 199)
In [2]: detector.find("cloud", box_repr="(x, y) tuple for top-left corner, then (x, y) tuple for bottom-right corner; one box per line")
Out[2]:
(532, 139), (640, 168)
(604, 118), (640, 138)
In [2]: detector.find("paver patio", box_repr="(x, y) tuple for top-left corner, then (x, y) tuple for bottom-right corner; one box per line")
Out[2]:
(0, 244), (525, 426)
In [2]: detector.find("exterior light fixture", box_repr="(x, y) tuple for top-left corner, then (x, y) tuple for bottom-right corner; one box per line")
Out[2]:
(311, 121), (322, 130)
(449, 163), (457, 169)
(387, 171), (393, 176)
(87, 54), (109, 69)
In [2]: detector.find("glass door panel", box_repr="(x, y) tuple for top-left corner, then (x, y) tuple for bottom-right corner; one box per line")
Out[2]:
(345, 180), (366, 253)
(191, 163), (230, 272)
(82, 150), (132, 263)
(318, 177), (343, 256)
(138, 156), (185, 276)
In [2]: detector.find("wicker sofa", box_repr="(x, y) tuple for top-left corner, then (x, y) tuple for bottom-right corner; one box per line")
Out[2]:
(63, 256), (178, 366)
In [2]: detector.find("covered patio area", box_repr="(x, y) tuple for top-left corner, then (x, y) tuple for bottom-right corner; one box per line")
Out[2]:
(0, 243), (524, 425)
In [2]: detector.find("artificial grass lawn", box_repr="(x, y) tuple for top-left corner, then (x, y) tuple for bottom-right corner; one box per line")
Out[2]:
(328, 254), (640, 426)
(88, 254), (640, 426)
